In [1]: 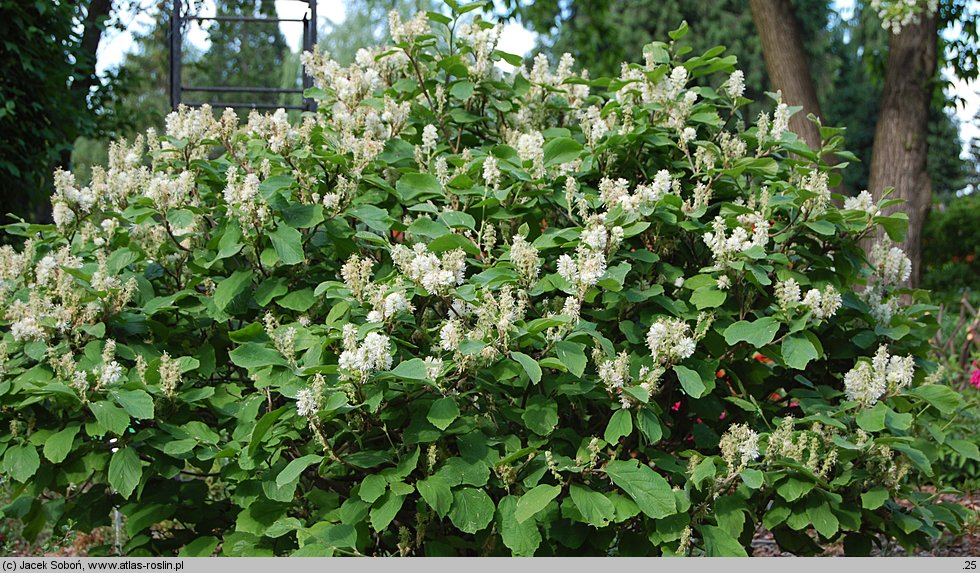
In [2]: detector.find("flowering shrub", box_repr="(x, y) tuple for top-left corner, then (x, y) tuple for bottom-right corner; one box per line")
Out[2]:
(1, 5), (978, 556)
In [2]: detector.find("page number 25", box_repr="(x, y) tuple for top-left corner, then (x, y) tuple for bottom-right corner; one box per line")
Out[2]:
(965, 561), (977, 570)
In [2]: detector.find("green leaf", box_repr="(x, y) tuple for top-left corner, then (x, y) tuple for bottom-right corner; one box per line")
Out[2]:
(369, 492), (406, 532)
(605, 459), (675, 519)
(511, 351), (542, 384)
(807, 502), (839, 538)
(229, 343), (289, 370)
(276, 289), (315, 312)
(892, 444), (933, 476)
(408, 217), (450, 239)
(276, 454), (321, 488)
(776, 477), (813, 501)
(427, 397), (460, 431)
(43, 425), (80, 464)
(396, 173), (442, 201)
(112, 389), (155, 420)
(701, 525), (747, 556)
(255, 278), (289, 307)
(673, 365), (707, 398)
(569, 483), (616, 528)
(179, 536), (220, 557)
(740, 469), (764, 489)
(417, 476), (452, 518)
(554, 341), (587, 377)
(90, 401), (130, 436)
(855, 403), (887, 432)
(309, 523), (357, 550)
(449, 487), (495, 533)
(909, 385), (963, 415)
(604, 409), (633, 443)
(389, 358), (428, 381)
(514, 484), (561, 523)
(723, 317), (780, 348)
(542, 136), (583, 166)
(348, 205), (392, 232)
(213, 270), (253, 312)
(804, 220), (836, 236)
(2, 444), (40, 483)
(690, 287), (727, 310)
(248, 407), (287, 458)
(781, 334), (819, 370)
(668, 20), (689, 40)
(497, 496), (542, 556)
(282, 203), (324, 229)
(522, 395), (558, 436)
(690, 457), (717, 490)
(636, 409), (663, 444)
(861, 487), (889, 510)
(438, 210), (476, 230)
(269, 225), (305, 265)
(948, 439), (980, 461)
(108, 448), (143, 499)
(427, 232), (481, 256)
(450, 80), (475, 100)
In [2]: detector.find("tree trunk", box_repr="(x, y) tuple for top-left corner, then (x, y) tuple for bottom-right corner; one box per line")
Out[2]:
(868, 14), (937, 288)
(59, 0), (113, 172)
(748, 0), (824, 151)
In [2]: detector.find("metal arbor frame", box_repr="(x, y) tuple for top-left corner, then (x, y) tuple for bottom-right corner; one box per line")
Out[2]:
(169, 0), (318, 112)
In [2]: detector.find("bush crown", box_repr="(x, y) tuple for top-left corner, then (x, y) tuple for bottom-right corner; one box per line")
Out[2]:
(0, 5), (976, 557)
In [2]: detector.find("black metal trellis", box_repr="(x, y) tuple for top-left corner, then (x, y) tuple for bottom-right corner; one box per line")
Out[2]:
(169, 0), (318, 112)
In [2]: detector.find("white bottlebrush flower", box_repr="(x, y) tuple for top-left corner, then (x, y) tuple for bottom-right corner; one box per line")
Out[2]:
(861, 284), (902, 325)
(703, 212), (769, 268)
(815, 285), (842, 319)
(391, 243), (466, 295)
(844, 345), (915, 407)
(99, 361), (123, 388)
(510, 234), (542, 284)
(11, 317), (46, 342)
(341, 254), (374, 302)
(439, 319), (463, 352)
(871, 241), (912, 285)
(296, 388), (319, 417)
(801, 288), (823, 315)
(843, 190), (880, 217)
(598, 352), (630, 391)
(580, 225), (608, 251)
(778, 279), (803, 309)
(384, 291), (411, 318)
(339, 328), (393, 381)
(483, 155), (500, 190)
(388, 9), (430, 44)
(420, 124), (438, 157)
(770, 92), (791, 141)
(720, 423), (760, 474)
(159, 352), (182, 398)
(424, 356), (443, 381)
(556, 254), (577, 283)
(646, 318), (695, 365)
(515, 131), (546, 177)
(800, 170), (831, 215)
(724, 70), (745, 100)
